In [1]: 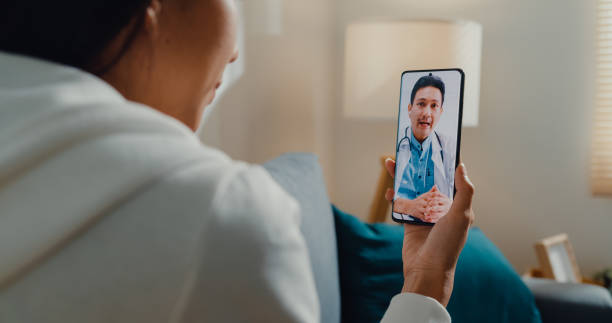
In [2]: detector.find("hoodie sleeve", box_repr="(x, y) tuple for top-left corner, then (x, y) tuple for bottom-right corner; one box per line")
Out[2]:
(381, 293), (451, 323)
(176, 164), (320, 323)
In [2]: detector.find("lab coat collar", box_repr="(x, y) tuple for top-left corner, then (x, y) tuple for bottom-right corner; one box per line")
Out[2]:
(431, 130), (447, 183)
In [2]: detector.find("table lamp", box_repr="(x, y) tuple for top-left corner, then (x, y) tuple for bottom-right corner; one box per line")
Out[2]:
(343, 19), (483, 127)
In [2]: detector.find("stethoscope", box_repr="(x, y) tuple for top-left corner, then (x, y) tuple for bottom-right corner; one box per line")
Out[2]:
(397, 126), (445, 164)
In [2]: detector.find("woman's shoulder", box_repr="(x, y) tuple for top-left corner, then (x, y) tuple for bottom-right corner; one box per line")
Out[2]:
(134, 142), (301, 234)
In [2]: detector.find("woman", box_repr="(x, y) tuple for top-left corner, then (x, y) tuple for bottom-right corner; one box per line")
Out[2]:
(0, 1), (475, 322)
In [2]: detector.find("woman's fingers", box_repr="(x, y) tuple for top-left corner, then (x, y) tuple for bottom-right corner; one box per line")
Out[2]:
(385, 158), (396, 179)
(385, 188), (394, 201)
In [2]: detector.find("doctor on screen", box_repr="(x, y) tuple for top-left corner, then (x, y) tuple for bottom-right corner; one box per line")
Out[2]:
(394, 73), (456, 223)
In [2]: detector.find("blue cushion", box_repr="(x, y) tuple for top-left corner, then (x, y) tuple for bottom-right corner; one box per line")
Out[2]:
(263, 153), (341, 323)
(333, 205), (542, 323)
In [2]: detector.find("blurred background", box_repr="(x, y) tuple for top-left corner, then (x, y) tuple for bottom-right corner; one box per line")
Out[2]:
(199, 0), (612, 277)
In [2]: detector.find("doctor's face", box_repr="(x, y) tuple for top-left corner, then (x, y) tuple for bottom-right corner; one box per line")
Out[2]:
(408, 86), (444, 142)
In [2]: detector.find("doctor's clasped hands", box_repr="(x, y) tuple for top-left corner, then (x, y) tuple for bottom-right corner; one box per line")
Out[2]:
(391, 185), (452, 222)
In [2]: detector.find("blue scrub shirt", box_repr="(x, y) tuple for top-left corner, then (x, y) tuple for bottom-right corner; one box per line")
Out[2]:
(397, 132), (435, 200)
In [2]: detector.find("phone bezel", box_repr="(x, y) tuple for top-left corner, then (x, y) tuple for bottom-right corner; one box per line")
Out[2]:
(391, 68), (465, 225)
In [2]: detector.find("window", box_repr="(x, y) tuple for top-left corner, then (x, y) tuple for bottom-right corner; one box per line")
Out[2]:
(593, 0), (612, 195)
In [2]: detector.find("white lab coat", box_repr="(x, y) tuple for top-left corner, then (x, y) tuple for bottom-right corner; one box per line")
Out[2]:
(395, 127), (457, 199)
(0, 51), (450, 323)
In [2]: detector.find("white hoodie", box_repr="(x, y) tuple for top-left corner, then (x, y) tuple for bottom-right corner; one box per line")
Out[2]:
(0, 52), (450, 323)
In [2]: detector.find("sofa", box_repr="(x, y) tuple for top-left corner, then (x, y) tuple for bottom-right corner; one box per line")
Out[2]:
(263, 153), (612, 323)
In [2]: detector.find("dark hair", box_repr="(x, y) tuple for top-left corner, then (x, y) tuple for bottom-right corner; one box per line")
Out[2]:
(0, 1), (151, 75)
(410, 73), (445, 104)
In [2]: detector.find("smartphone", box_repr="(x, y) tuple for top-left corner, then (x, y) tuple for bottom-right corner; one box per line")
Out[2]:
(392, 69), (464, 225)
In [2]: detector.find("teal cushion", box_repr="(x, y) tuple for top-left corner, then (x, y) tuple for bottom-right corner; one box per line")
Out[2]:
(333, 205), (541, 323)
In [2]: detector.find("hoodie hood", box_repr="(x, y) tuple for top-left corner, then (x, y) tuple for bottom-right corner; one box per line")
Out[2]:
(0, 52), (203, 287)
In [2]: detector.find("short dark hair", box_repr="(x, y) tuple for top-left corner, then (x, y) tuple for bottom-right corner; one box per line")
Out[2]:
(0, 1), (151, 75)
(410, 73), (445, 104)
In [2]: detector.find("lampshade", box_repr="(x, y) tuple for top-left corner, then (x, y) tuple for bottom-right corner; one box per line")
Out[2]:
(343, 19), (482, 127)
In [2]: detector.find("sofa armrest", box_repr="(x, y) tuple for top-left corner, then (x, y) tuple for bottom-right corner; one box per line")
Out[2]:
(263, 153), (341, 323)
(523, 277), (612, 323)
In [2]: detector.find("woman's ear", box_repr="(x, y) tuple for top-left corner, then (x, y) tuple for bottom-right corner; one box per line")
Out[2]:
(144, 0), (163, 38)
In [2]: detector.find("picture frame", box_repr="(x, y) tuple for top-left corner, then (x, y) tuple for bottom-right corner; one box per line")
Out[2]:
(534, 233), (582, 283)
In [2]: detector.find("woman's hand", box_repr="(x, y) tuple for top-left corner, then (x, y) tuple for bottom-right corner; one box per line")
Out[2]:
(384, 158), (474, 306)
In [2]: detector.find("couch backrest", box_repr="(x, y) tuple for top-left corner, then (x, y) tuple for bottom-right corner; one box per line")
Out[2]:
(263, 153), (341, 323)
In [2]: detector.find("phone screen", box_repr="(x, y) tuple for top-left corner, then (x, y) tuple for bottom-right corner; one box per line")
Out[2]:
(392, 69), (464, 225)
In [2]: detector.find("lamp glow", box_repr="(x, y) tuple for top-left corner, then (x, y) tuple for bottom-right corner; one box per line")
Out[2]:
(343, 20), (482, 127)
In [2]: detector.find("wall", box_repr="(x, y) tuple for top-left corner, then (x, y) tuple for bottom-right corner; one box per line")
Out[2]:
(332, 0), (612, 275)
(200, 0), (336, 189)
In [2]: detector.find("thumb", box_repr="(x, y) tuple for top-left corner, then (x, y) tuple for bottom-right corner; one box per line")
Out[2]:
(385, 188), (394, 202)
(430, 185), (439, 193)
(384, 158), (396, 179)
(449, 164), (475, 214)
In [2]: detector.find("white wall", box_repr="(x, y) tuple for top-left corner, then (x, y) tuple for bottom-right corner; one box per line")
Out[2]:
(333, 0), (612, 275)
(200, 0), (336, 189)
